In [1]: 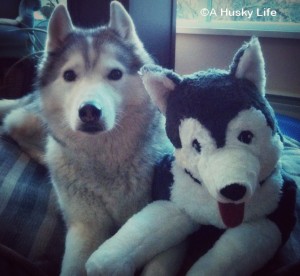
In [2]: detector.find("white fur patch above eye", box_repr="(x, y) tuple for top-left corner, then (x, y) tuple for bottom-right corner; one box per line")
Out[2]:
(60, 53), (85, 80)
(226, 108), (271, 149)
(98, 46), (127, 76)
(225, 108), (282, 181)
(175, 118), (216, 171)
(178, 118), (214, 149)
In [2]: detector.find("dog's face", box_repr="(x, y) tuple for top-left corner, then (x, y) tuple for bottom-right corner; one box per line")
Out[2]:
(38, 2), (152, 135)
(141, 38), (283, 227)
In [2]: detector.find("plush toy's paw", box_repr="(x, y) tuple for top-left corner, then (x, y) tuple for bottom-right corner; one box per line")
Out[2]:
(86, 250), (134, 276)
(187, 264), (213, 276)
(187, 267), (239, 276)
(187, 261), (241, 276)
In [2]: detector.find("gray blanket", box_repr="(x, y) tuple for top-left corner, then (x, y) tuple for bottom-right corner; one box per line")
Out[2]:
(0, 135), (299, 275)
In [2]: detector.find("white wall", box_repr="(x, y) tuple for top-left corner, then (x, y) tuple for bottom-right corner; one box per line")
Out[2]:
(175, 34), (300, 99)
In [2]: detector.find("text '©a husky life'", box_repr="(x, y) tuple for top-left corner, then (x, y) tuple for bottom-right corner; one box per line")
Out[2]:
(199, 8), (277, 19)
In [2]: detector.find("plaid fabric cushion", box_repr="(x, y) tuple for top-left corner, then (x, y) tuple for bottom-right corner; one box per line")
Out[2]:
(0, 135), (65, 275)
(0, 134), (299, 275)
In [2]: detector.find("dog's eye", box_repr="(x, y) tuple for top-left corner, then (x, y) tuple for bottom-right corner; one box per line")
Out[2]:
(192, 139), (201, 153)
(108, 69), (123, 81)
(63, 70), (77, 82)
(238, 131), (254, 144)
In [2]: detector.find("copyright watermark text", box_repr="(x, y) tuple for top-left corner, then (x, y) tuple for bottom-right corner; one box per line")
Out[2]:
(200, 8), (277, 19)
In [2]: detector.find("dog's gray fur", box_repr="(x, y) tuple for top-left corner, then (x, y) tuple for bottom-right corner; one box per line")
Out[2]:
(0, 2), (182, 275)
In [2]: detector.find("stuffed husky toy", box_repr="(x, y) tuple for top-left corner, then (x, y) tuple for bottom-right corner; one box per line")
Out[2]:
(86, 37), (297, 276)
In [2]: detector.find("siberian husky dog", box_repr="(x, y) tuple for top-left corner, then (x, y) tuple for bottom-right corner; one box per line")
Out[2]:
(0, 2), (182, 275)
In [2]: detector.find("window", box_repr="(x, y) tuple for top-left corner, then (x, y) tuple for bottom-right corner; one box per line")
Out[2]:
(34, 0), (68, 20)
(177, 0), (300, 38)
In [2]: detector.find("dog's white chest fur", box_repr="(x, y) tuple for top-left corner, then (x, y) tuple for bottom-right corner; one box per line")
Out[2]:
(46, 134), (154, 227)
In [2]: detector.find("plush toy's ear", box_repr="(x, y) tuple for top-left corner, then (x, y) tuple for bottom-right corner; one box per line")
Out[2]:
(230, 37), (266, 95)
(109, 1), (139, 43)
(140, 65), (182, 114)
(46, 5), (74, 52)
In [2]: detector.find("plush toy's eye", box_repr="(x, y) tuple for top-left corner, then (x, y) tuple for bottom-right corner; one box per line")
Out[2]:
(108, 69), (123, 81)
(238, 131), (254, 144)
(63, 70), (77, 82)
(192, 139), (201, 153)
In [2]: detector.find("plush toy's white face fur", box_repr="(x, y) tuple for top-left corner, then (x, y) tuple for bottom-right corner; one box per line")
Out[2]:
(173, 109), (282, 228)
(141, 38), (283, 228)
(176, 108), (282, 201)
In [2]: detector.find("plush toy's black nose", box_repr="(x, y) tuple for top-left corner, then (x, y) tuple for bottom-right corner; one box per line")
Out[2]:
(79, 102), (102, 123)
(220, 184), (246, 201)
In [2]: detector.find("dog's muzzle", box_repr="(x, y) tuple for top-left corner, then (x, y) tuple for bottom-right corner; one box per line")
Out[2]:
(78, 101), (104, 133)
(198, 148), (260, 228)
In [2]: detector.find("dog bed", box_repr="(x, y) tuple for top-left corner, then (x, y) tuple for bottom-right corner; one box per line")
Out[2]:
(0, 114), (299, 275)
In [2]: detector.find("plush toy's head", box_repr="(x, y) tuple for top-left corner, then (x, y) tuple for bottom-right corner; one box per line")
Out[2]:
(141, 37), (283, 227)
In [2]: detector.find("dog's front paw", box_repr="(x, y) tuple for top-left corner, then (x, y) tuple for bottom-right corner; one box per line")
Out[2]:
(86, 250), (134, 276)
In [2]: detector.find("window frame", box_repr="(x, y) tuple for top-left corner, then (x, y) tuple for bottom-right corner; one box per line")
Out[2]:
(176, 0), (300, 39)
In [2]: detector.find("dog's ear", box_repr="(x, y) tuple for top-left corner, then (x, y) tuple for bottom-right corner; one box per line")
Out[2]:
(230, 37), (266, 95)
(46, 5), (74, 52)
(109, 1), (139, 42)
(140, 65), (182, 114)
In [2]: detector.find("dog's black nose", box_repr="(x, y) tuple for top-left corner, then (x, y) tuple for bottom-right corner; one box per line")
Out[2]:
(220, 184), (246, 201)
(79, 102), (102, 123)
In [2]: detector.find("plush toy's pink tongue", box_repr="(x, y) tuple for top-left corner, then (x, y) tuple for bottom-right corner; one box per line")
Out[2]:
(218, 202), (245, 228)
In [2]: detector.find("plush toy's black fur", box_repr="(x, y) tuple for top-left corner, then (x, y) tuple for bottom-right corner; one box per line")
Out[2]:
(165, 69), (279, 149)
